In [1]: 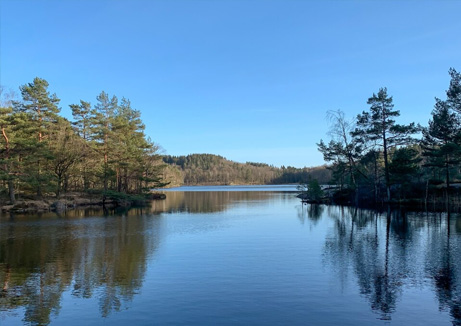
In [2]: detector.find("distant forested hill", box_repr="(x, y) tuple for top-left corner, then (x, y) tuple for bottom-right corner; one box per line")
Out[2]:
(162, 154), (331, 186)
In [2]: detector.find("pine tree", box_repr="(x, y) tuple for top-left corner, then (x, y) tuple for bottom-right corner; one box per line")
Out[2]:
(0, 87), (16, 202)
(92, 91), (117, 195)
(70, 100), (92, 141)
(48, 118), (86, 197)
(70, 100), (94, 190)
(446, 68), (461, 112)
(13, 78), (60, 196)
(14, 77), (60, 142)
(354, 88), (419, 202)
(422, 79), (461, 208)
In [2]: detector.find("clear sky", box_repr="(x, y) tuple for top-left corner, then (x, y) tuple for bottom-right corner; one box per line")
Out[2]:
(1, 0), (460, 168)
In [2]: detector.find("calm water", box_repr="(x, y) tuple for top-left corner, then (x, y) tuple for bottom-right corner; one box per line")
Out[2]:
(160, 184), (299, 192)
(1, 186), (460, 325)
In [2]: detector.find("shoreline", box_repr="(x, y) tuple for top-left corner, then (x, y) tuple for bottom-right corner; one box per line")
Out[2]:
(0, 192), (167, 213)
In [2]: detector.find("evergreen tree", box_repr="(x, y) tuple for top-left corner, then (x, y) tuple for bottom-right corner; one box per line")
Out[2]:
(48, 118), (86, 197)
(422, 76), (461, 208)
(0, 78), (168, 202)
(92, 91), (118, 195)
(354, 88), (419, 202)
(0, 87), (16, 202)
(14, 77), (60, 142)
(70, 100), (92, 141)
(70, 100), (94, 190)
(388, 147), (421, 199)
(446, 68), (461, 111)
(13, 78), (60, 196)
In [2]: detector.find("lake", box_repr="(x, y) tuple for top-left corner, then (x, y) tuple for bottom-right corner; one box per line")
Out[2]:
(1, 185), (460, 325)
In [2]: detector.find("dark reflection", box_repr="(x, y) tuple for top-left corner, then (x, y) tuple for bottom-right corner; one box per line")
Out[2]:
(426, 212), (461, 326)
(297, 204), (325, 225)
(152, 191), (278, 214)
(0, 208), (163, 325)
(323, 207), (461, 324)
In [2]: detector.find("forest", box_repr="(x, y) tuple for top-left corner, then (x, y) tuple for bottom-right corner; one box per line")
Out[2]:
(163, 153), (331, 186)
(0, 77), (166, 207)
(317, 68), (461, 210)
(2, 67), (460, 212)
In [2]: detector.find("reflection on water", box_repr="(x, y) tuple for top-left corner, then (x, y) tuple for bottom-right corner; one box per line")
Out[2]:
(0, 208), (163, 325)
(1, 192), (461, 325)
(297, 203), (325, 224)
(317, 205), (461, 324)
(151, 191), (283, 214)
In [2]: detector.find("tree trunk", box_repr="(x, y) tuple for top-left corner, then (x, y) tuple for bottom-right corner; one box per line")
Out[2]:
(2, 127), (15, 203)
(425, 179), (429, 211)
(37, 160), (42, 198)
(116, 167), (121, 192)
(123, 168), (128, 193)
(374, 154), (379, 204)
(83, 166), (89, 191)
(383, 132), (391, 202)
(103, 152), (108, 192)
(7, 179), (15, 204)
(56, 174), (62, 198)
(446, 154), (450, 211)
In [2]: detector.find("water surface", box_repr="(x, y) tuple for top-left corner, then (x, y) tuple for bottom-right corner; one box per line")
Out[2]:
(1, 187), (460, 325)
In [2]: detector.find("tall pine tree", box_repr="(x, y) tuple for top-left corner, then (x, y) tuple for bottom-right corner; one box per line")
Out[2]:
(354, 88), (418, 202)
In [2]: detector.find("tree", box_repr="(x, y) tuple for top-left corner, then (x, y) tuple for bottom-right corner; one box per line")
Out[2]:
(422, 71), (461, 208)
(70, 100), (92, 141)
(48, 118), (86, 197)
(110, 97), (148, 193)
(70, 100), (94, 190)
(354, 88), (419, 202)
(446, 68), (461, 112)
(307, 178), (324, 202)
(12, 78), (61, 197)
(318, 110), (365, 204)
(91, 91), (118, 195)
(388, 147), (421, 199)
(0, 87), (17, 202)
(14, 77), (60, 142)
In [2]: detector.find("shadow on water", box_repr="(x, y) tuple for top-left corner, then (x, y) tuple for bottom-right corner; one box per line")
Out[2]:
(151, 191), (283, 214)
(296, 203), (325, 225)
(318, 204), (461, 325)
(0, 207), (164, 325)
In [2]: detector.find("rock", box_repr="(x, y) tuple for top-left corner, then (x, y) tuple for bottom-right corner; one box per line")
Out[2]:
(12, 200), (50, 212)
(50, 200), (68, 211)
(1, 205), (14, 211)
(149, 193), (166, 200)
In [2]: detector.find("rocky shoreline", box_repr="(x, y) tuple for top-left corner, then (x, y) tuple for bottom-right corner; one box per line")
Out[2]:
(0, 192), (167, 213)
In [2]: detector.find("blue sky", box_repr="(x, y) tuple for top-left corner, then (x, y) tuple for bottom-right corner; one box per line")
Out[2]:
(1, 0), (460, 167)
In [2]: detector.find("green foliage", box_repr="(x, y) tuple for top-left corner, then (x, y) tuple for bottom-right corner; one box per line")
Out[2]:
(389, 147), (421, 198)
(353, 87), (419, 201)
(297, 178), (324, 202)
(421, 69), (461, 204)
(163, 154), (331, 185)
(316, 68), (461, 206)
(0, 78), (167, 202)
(14, 77), (60, 142)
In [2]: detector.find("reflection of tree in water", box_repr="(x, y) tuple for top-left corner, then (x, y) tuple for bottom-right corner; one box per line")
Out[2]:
(324, 207), (461, 324)
(152, 191), (278, 214)
(0, 208), (163, 325)
(425, 213), (461, 326)
(323, 207), (449, 321)
(297, 204), (325, 225)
